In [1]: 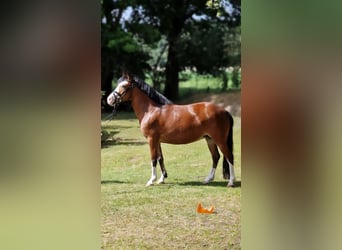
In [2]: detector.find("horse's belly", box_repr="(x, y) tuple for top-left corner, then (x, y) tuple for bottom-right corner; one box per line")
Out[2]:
(160, 131), (204, 144)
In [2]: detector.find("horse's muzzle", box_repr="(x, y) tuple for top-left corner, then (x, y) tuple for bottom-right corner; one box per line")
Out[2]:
(107, 92), (120, 106)
(106, 94), (113, 106)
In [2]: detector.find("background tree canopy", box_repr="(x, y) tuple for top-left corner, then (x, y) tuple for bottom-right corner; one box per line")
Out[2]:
(101, 0), (241, 105)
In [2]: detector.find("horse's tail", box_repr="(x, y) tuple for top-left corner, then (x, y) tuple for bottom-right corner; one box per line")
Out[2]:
(223, 112), (234, 179)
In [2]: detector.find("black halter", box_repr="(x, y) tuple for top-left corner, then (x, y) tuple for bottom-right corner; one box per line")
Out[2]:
(111, 80), (134, 116)
(113, 81), (134, 103)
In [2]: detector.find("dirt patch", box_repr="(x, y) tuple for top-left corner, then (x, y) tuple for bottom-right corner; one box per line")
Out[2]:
(179, 90), (241, 117)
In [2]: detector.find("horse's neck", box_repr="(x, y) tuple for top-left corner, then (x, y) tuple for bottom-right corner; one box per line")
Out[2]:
(131, 88), (158, 123)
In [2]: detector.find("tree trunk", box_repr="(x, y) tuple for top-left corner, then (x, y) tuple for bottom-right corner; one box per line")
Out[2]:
(164, 39), (179, 101)
(163, 1), (186, 101)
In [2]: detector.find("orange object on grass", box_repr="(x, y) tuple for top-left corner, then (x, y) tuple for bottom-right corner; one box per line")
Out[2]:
(196, 203), (214, 214)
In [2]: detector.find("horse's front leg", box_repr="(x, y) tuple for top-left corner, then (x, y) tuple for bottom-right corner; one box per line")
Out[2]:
(156, 144), (167, 184)
(146, 138), (158, 186)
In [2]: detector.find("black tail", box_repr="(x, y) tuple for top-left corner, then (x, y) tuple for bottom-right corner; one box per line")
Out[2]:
(223, 112), (234, 179)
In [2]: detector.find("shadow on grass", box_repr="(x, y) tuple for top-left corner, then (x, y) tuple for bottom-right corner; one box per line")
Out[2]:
(101, 139), (147, 148)
(178, 180), (241, 188)
(101, 124), (133, 130)
(101, 180), (132, 184)
(101, 111), (136, 121)
(101, 179), (241, 188)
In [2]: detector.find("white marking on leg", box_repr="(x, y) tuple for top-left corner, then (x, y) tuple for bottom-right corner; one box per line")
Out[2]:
(227, 161), (236, 187)
(204, 167), (216, 184)
(146, 165), (157, 186)
(157, 174), (165, 184)
(156, 154), (166, 184)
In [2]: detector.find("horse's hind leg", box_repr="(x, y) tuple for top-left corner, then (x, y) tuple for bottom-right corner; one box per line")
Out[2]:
(157, 144), (168, 184)
(217, 142), (235, 187)
(203, 136), (220, 184)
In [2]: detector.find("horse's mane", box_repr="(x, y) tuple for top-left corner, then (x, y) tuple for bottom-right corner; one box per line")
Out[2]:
(118, 76), (173, 105)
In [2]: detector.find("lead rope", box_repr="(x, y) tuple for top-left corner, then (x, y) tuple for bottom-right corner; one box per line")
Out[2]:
(102, 105), (118, 124)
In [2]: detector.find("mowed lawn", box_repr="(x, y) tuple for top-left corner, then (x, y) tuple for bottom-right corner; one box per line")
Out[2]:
(101, 112), (241, 249)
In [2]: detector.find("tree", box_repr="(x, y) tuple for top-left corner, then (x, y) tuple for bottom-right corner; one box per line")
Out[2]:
(133, 0), (205, 100)
(101, 0), (241, 102)
(133, 0), (240, 100)
(101, 0), (153, 110)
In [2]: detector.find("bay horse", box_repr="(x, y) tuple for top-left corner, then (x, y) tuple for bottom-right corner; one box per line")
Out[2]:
(107, 74), (235, 187)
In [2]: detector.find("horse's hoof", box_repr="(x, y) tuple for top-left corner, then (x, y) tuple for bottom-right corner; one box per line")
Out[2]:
(145, 182), (154, 187)
(227, 183), (235, 187)
(157, 181), (165, 184)
(203, 178), (213, 184)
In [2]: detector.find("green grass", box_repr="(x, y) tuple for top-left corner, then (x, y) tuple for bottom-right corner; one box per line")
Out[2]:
(178, 71), (241, 99)
(101, 112), (241, 249)
(138, 71), (240, 100)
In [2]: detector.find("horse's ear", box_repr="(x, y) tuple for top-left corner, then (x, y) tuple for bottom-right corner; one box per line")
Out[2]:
(126, 73), (133, 82)
(121, 70), (128, 79)
(122, 71), (133, 81)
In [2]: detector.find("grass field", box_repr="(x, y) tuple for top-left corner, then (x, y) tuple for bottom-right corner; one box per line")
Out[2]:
(141, 71), (241, 100)
(179, 73), (224, 98)
(101, 112), (241, 249)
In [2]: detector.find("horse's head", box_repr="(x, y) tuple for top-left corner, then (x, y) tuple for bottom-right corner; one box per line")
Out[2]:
(107, 74), (134, 108)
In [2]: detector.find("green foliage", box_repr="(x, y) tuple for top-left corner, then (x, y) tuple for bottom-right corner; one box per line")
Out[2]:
(122, 43), (137, 53)
(180, 24), (217, 73)
(178, 22), (240, 75)
(127, 23), (161, 45)
(206, 0), (221, 9)
(231, 67), (241, 88)
(101, 0), (155, 84)
(207, 0), (241, 22)
(101, 0), (241, 100)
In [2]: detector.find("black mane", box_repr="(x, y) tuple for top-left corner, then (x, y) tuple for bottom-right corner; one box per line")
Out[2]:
(118, 76), (173, 105)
